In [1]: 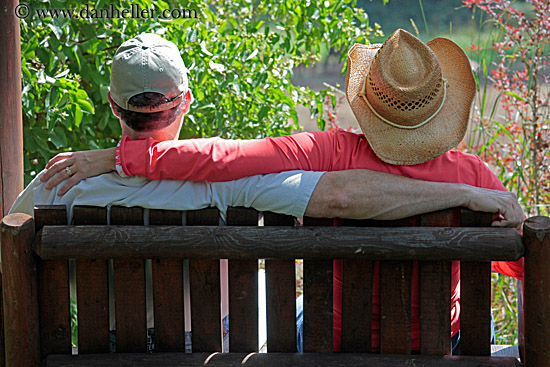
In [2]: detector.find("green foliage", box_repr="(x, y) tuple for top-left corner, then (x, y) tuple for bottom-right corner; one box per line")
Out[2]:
(491, 274), (518, 345)
(21, 0), (380, 185)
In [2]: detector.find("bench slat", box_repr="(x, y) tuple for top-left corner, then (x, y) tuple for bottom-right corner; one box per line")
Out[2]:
(303, 217), (334, 353)
(303, 259), (333, 352)
(419, 210), (453, 355)
(380, 260), (412, 354)
(188, 208), (222, 352)
(460, 261), (491, 356)
(341, 259), (373, 352)
(35, 206), (72, 357)
(152, 259), (184, 352)
(227, 208), (259, 352)
(189, 259), (221, 352)
(150, 209), (185, 352)
(45, 352), (521, 366)
(73, 207), (110, 354)
(35, 226), (524, 261)
(111, 207), (147, 353)
(264, 212), (297, 353)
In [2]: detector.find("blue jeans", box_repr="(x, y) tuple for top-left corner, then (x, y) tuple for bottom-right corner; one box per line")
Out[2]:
(296, 295), (496, 354)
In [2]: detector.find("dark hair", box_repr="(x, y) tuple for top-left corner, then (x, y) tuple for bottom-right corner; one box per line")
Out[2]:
(113, 92), (183, 132)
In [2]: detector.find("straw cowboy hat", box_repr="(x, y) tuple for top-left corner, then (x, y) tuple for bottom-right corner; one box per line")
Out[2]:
(346, 29), (476, 165)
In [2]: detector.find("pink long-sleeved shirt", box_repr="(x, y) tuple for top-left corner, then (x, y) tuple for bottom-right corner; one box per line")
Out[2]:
(117, 129), (523, 351)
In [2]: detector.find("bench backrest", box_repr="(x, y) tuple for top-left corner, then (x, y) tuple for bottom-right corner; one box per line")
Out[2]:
(1, 205), (545, 367)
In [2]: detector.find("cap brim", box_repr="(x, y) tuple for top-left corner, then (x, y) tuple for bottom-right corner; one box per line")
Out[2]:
(346, 38), (476, 165)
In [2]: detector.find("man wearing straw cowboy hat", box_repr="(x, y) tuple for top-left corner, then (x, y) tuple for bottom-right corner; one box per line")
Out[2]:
(39, 30), (523, 353)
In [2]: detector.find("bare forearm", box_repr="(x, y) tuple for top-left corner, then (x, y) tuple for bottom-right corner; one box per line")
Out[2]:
(305, 170), (523, 228)
(306, 170), (468, 220)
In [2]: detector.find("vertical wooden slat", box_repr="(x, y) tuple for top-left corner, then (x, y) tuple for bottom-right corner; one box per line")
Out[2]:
(374, 216), (417, 355)
(460, 209), (492, 357)
(187, 208), (219, 226)
(303, 259), (333, 352)
(523, 216), (550, 367)
(302, 217), (334, 353)
(418, 210), (452, 355)
(110, 207), (147, 352)
(150, 210), (184, 352)
(73, 206), (110, 354)
(460, 261), (491, 356)
(34, 206), (72, 357)
(1, 214), (38, 366)
(227, 207), (258, 352)
(264, 212), (296, 352)
(341, 259), (373, 352)
(188, 208), (222, 352)
(380, 261), (412, 354)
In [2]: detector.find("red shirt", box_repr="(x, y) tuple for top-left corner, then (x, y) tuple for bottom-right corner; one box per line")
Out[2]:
(117, 129), (523, 351)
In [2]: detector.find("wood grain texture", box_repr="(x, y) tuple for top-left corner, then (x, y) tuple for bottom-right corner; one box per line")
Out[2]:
(74, 207), (110, 354)
(228, 259), (258, 352)
(265, 259), (296, 352)
(149, 209), (183, 225)
(341, 259), (373, 352)
(35, 207), (72, 357)
(76, 259), (110, 354)
(227, 208), (258, 352)
(522, 216), (550, 367)
(0, 0), (24, 218)
(110, 207), (147, 353)
(303, 260), (333, 352)
(152, 259), (184, 352)
(0, 272), (4, 367)
(418, 211), (453, 355)
(189, 259), (221, 352)
(150, 209), (185, 352)
(45, 352), (521, 367)
(264, 208), (296, 352)
(0, 213), (39, 366)
(187, 208), (222, 352)
(35, 226), (523, 261)
(73, 206), (108, 225)
(460, 261), (491, 356)
(460, 210), (493, 227)
(380, 261), (412, 354)
(187, 208), (219, 226)
(419, 261), (451, 355)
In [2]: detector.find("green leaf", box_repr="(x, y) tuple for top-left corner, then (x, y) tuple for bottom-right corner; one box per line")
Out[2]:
(77, 98), (95, 113)
(50, 127), (68, 149)
(100, 85), (110, 104)
(504, 91), (525, 102)
(74, 104), (83, 127)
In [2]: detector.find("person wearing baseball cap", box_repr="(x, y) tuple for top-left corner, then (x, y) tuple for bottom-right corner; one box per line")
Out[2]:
(108, 33), (193, 139)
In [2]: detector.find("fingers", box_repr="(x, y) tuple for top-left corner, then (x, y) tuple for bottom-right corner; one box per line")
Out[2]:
(58, 173), (85, 196)
(45, 166), (74, 190)
(41, 156), (73, 183)
(45, 152), (73, 169)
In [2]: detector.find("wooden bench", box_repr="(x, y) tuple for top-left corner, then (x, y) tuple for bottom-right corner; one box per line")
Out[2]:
(1, 205), (549, 366)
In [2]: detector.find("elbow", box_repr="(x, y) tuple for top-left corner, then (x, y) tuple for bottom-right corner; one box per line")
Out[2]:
(323, 173), (352, 218)
(329, 192), (352, 218)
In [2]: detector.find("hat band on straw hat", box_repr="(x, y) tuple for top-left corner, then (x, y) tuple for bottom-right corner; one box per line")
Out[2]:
(359, 76), (449, 130)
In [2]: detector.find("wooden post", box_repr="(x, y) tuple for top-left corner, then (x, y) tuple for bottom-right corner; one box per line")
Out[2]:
(523, 216), (550, 366)
(1, 213), (39, 367)
(0, 0), (24, 217)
